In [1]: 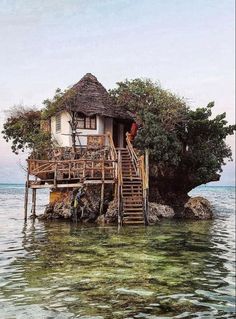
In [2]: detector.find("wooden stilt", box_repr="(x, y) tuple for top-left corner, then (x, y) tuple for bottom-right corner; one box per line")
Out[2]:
(31, 188), (37, 218)
(99, 160), (105, 215)
(24, 170), (29, 221)
(114, 183), (118, 199)
(99, 183), (105, 215)
(54, 163), (58, 188)
(144, 148), (149, 225)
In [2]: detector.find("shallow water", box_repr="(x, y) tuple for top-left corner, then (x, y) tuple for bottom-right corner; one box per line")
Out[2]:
(0, 184), (235, 318)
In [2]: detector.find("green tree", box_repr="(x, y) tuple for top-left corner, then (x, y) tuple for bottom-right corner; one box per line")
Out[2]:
(2, 106), (51, 157)
(110, 79), (235, 205)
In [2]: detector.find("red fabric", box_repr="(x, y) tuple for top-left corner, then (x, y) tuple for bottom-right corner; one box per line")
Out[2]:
(130, 122), (138, 139)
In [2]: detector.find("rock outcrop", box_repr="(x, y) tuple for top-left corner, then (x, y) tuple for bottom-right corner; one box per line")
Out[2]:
(180, 196), (213, 220)
(95, 199), (118, 225)
(39, 188), (213, 223)
(148, 203), (175, 224)
(104, 199), (118, 223)
(40, 186), (112, 222)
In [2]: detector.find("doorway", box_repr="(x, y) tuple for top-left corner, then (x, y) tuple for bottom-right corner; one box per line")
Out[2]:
(113, 121), (119, 147)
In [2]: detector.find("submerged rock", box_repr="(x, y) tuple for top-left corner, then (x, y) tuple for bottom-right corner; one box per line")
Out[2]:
(148, 202), (175, 224)
(96, 214), (106, 225)
(116, 287), (154, 297)
(181, 196), (213, 220)
(104, 199), (118, 224)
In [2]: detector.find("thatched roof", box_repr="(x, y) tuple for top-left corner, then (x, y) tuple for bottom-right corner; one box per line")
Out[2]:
(59, 73), (132, 120)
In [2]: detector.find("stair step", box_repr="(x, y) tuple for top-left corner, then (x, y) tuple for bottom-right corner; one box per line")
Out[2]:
(123, 216), (143, 219)
(123, 194), (143, 197)
(123, 181), (142, 184)
(124, 209), (143, 213)
(123, 198), (143, 200)
(124, 205), (143, 208)
(123, 203), (143, 206)
(123, 196), (143, 198)
(123, 198), (143, 201)
(123, 186), (142, 189)
(124, 209), (142, 212)
(122, 171), (136, 173)
(123, 213), (143, 219)
(123, 191), (143, 194)
(122, 166), (133, 169)
(124, 201), (143, 207)
(123, 219), (144, 222)
(123, 185), (142, 188)
(123, 220), (144, 224)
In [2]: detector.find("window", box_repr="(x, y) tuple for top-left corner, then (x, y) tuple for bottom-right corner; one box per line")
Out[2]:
(55, 114), (61, 132)
(77, 115), (96, 130)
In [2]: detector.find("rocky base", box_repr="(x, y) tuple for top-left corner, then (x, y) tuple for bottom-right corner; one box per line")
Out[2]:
(38, 185), (112, 223)
(179, 196), (213, 220)
(38, 188), (214, 224)
(148, 203), (175, 224)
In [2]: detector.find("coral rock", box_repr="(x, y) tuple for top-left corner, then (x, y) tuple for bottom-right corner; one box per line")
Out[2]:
(182, 196), (213, 220)
(148, 202), (175, 224)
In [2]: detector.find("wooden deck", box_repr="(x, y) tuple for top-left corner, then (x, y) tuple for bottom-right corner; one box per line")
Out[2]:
(27, 132), (118, 188)
(27, 158), (117, 187)
(24, 133), (149, 226)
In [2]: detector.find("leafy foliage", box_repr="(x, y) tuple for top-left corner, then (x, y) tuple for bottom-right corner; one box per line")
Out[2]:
(182, 103), (235, 184)
(2, 106), (51, 155)
(110, 79), (235, 189)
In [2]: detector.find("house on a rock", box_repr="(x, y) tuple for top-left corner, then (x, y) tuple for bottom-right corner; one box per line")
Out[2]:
(25, 73), (149, 225)
(50, 73), (132, 149)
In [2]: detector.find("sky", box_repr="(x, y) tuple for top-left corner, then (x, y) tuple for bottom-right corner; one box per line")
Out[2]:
(0, 0), (235, 185)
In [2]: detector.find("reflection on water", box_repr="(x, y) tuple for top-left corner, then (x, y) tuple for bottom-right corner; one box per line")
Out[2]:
(0, 185), (235, 318)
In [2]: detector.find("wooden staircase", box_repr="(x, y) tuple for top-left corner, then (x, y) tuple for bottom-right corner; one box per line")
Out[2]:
(117, 148), (146, 225)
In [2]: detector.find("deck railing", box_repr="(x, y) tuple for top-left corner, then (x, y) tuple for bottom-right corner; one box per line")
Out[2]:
(28, 133), (118, 184)
(28, 158), (117, 183)
(117, 149), (123, 226)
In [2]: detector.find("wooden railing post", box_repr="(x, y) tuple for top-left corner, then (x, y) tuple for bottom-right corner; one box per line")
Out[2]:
(117, 150), (123, 226)
(24, 167), (29, 221)
(54, 162), (57, 187)
(69, 162), (71, 180)
(144, 149), (149, 225)
(31, 188), (37, 218)
(99, 160), (105, 215)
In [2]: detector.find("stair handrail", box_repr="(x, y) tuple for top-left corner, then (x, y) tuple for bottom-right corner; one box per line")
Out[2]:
(107, 132), (117, 161)
(126, 132), (139, 175)
(126, 132), (149, 224)
(139, 150), (149, 225)
(117, 149), (123, 226)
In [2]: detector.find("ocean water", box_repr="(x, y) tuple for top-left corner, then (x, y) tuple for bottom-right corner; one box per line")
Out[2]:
(0, 184), (235, 319)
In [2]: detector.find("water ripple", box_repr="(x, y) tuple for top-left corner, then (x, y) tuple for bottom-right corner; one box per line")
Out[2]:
(0, 185), (235, 318)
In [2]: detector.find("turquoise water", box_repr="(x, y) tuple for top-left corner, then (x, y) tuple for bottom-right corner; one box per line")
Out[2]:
(0, 184), (235, 318)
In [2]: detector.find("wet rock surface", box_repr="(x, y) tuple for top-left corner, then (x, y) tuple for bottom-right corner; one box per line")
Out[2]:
(180, 196), (214, 220)
(148, 202), (175, 224)
(39, 187), (214, 223)
(39, 186), (112, 222)
(104, 199), (118, 224)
